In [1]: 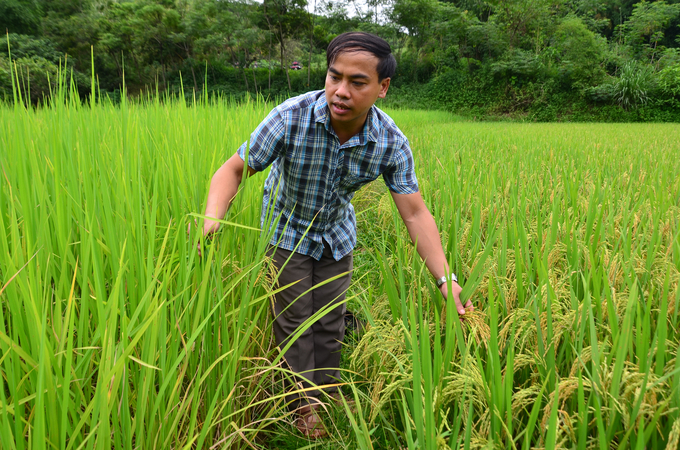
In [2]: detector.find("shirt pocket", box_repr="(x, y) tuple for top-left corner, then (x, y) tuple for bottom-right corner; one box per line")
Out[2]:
(340, 147), (383, 192)
(339, 168), (377, 192)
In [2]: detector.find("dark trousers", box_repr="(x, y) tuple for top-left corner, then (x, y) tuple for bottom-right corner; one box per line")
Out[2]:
(268, 242), (353, 407)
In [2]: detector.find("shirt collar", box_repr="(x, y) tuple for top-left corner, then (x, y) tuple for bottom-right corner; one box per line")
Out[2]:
(314, 92), (380, 145)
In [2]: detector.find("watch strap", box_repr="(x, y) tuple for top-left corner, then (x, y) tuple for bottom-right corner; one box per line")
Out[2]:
(436, 273), (458, 287)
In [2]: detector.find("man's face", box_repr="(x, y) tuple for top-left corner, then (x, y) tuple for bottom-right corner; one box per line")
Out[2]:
(325, 50), (390, 135)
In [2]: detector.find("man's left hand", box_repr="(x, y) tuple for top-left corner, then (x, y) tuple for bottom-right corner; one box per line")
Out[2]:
(439, 281), (473, 315)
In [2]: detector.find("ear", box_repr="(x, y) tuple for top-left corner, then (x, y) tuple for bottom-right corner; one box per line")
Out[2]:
(378, 77), (391, 99)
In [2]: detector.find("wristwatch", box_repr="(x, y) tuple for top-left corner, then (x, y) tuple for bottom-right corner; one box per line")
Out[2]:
(436, 273), (458, 287)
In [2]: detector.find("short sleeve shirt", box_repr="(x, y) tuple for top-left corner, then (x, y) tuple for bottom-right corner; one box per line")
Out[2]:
(237, 90), (419, 261)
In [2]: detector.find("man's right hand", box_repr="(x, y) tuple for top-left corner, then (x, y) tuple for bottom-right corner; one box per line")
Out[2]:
(192, 152), (257, 256)
(187, 217), (220, 257)
(203, 217), (221, 236)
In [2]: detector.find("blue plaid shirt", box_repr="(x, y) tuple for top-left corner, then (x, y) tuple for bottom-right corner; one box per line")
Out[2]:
(237, 90), (419, 261)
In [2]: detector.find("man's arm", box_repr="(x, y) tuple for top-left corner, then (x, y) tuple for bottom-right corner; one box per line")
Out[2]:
(202, 152), (258, 235)
(390, 191), (473, 315)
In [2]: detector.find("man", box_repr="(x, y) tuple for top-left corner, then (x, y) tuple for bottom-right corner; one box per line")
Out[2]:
(199, 32), (473, 438)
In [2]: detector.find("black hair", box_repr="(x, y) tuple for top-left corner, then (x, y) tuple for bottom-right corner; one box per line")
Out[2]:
(326, 32), (397, 81)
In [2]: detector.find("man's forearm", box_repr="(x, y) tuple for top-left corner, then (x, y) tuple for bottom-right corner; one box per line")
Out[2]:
(390, 191), (451, 278)
(402, 208), (450, 279)
(401, 205), (470, 313)
(203, 153), (249, 234)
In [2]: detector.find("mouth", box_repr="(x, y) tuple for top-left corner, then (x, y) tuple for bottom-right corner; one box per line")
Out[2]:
(332, 102), (351, 113)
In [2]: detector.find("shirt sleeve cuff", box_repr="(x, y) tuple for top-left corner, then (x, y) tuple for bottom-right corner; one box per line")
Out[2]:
(387, 183), (419, 195)
(237, 141), (265, 172)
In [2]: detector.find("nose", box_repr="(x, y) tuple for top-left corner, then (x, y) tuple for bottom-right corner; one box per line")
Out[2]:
(335, 79), (350, 99)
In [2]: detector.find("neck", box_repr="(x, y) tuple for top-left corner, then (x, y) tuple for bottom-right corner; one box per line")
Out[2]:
(335, 128), (356, 145)
(331, 112), (369, 145)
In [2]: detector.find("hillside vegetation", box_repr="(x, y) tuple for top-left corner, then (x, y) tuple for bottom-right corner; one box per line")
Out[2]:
(2, 0), (680, 120)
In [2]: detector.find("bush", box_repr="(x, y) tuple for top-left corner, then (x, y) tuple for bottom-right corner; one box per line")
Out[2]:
(0, 54), (91, 105)
(658, 60), (680, 98)
(0, 56), (12, 101)
(585, 81), (616, 103)
(490, 49), (546, 84)
(425, 66), (502, 113)
(612, 62), (657, 110)
(1, 34), (65, 64)
(658, 48), (680, 70)
(1, 34), (92, 104)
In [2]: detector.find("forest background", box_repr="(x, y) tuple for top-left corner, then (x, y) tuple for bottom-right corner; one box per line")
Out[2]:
(1, 0), (680, 121)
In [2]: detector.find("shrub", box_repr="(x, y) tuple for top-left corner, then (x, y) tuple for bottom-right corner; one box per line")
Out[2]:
(612, 61), (657, 109)
(2, 34), (92, 104)
(658, 64), (680, 98)
(464, 20), (507, 60)
(490, 49), (546, 84)
(658, 48), (680, 69)
(617, 0), (680, 61)
(0, 54), (91, 105)
(0, 34), (65, 64)
(585, 80), (616, 103)
(0, 56), (13, 101)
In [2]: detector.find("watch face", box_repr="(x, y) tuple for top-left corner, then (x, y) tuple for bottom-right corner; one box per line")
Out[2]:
(437, 274), (457, 287)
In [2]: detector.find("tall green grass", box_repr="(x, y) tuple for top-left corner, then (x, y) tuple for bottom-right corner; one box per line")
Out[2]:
(1, 74), (679, 449)
(0, 72), (308, 448)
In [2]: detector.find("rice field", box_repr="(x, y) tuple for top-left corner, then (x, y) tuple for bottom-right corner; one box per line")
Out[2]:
(0, 88), (679, 449)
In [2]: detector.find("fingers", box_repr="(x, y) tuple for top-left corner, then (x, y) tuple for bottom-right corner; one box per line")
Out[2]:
(187, 218), (204, 257)
(203, 218), (220, 235)
(186, 218), (199, 236)
(188, 218), (221, 237)
(440, 283), (467, 315)
(451, 283), (466, 315)
(440, 282), (473, 316)
(453, 296), (467, 315)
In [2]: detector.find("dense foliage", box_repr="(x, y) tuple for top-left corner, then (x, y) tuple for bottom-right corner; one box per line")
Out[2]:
(1, 0), (680, 119)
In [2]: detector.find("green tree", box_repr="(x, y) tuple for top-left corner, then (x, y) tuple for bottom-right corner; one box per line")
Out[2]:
(565, 0), (637, 37)
(464, 17), (506, 60)
(552, 16), (606, 88)
(176, 0), (220, 91)
(2, 33), (63, 63)
(42, 7), (99, 72)
(261, 0), (309, 91)
(182, 0), (239, 69)
(390, 0), (437, 42)
(0, 0), (42, 35)
(133, 1), (184, 87)
(389, 0), (439, 81)
(618, 0), (680, 62)
(486, 0), (561, 52)
(1, 34), (90, 104)
(430, 3), (467, 71)
(98, 0), (186, 88)
(98, 1), (145, 83)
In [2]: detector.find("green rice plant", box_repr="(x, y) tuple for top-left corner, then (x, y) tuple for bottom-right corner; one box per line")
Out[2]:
(351, 116), (680, 449)
(0, 69), (314, 447)
(2, 65), (680, 449)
